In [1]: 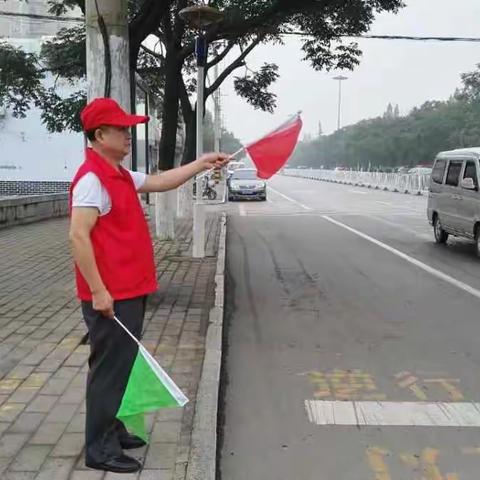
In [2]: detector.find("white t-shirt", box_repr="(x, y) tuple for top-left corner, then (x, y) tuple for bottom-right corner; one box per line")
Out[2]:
(72, 170), (147, 216)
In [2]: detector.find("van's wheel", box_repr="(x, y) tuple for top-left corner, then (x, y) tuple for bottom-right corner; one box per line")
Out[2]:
(475, 226), (480, 258)
(434, 216), (449, 244)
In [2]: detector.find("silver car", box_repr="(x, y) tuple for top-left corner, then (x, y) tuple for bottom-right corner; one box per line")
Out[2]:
(228, 168), (267, 201)
(427, 148), (480, 256)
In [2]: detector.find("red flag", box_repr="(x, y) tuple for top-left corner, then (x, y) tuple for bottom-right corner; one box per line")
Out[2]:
(245, 114), (303, 179)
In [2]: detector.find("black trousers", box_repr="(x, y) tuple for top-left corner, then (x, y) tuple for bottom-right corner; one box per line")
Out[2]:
(81, 295), (147, 463)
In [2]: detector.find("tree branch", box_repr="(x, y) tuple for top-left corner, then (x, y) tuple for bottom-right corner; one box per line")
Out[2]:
(129, 0), (172, 61)
(207, 40), (235, 69)
(179, 0), (290, 59)
(205, 35), (265, 98)
(140, 44), (165, 62)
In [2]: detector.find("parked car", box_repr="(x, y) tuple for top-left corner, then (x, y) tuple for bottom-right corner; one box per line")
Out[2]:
(427, 147), (480, 256)
(228, 168), (267, 201)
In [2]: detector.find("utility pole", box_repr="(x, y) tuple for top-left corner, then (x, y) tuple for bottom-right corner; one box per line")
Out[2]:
(85, 0), (131, 167)
(333, 75), (348, 131)
(213, 63), (222, 152)
(179, 5), (224, 259)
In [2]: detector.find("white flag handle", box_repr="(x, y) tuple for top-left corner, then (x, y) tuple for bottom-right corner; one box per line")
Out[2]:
(113, 315), (142, 348)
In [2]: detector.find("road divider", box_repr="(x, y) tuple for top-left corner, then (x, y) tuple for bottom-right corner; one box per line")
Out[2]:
(284, 169), (430, 196)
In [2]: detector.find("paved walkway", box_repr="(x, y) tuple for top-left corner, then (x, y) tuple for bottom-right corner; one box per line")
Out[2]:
(0, 213), (221, 479)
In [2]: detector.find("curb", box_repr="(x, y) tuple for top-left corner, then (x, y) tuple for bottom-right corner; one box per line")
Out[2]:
(186, 212), (227, 480)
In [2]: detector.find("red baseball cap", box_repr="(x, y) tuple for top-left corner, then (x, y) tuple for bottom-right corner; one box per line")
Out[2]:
(80, 97), (149, 131)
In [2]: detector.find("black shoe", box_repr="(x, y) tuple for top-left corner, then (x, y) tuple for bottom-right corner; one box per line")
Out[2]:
(86, 454), (142, 473)
(120, 434), (147, 450)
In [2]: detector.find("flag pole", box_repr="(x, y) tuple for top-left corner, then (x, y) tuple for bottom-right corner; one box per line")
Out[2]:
(114, 316), (142, 348)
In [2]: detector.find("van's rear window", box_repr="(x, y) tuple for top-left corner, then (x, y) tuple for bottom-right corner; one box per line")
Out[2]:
(432, 159), (447, 184)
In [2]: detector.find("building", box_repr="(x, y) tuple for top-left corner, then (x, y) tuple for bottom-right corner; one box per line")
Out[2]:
(0, 0), (80, 39)
(0, 35), (85, 194)
(0, 2), (161, 196)
(0, 3), (80, 194)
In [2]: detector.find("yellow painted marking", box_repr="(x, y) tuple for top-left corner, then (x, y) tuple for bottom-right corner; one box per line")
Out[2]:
(397, 375), (419, 388)
(395, 372), (428, 400)
(422, 448), (443, 480)
(324, 370), (385, 400)
(357, 393), (388, 401)
(366, 447), (391, 480)
(424, 379), (464, 401)
(399, 453), (419, 468)
(461, 447), (480, 455)
(400, 448), (460, 480)
(409, 384), (428, 401)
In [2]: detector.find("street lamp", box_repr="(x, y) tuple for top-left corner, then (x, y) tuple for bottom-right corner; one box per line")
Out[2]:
(333, 75), (348, 131)
(179, 4), (223, 258)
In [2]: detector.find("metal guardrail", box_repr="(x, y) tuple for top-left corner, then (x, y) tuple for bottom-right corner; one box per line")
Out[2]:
(283, 169), (431, 195)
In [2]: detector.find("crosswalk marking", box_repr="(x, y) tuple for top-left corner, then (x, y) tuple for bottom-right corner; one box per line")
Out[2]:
(305, 400), (480, 427)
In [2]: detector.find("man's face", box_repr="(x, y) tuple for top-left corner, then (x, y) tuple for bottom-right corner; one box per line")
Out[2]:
(95, 125), (131, 159)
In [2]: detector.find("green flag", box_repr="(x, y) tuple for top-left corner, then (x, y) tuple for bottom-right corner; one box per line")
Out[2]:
(114, 317), (189, 441)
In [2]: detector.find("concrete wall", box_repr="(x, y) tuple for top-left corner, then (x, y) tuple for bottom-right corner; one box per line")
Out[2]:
(0, 194), (68, 229)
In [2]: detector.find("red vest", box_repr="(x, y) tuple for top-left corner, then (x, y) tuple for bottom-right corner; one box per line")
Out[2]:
(69, 148), (157, 301)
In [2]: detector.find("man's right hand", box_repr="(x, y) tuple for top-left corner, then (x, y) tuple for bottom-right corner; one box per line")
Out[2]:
(92, 288), (114, 318)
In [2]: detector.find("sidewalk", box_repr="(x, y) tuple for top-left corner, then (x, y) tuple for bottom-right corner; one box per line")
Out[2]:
(0, 212), (223, 480)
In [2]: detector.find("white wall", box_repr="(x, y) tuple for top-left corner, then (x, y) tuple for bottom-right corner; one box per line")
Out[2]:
(0, 38), (85, 182)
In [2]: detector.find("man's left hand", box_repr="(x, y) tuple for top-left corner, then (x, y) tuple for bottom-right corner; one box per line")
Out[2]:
(198, 152), (230, 171)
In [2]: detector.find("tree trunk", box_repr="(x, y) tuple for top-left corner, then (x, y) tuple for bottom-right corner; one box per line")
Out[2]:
(86, 0), (131, 167)
(181, 108), (197, 165)
(176, 109), (195, 218)
(158, 47), (181, 171)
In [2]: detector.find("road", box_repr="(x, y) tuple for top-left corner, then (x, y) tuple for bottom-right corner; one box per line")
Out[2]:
(218, 175), (480, 480)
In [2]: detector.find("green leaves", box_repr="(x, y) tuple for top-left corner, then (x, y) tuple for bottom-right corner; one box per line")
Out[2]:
(41, 26), (86, 82)
(35, 88), (87, 133)
(47, 0), (85, 16)
(0, 42), (44, 117)
(234, 63), (279, 113)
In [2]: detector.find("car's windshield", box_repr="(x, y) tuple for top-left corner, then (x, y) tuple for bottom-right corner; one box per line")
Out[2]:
(232, 170), (259, 180)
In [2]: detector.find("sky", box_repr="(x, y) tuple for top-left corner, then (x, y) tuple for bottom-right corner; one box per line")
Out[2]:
(215, 0), (480, 143)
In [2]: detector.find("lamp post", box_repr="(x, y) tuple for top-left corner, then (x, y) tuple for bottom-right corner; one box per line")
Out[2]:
(179, 4), (223, 258)
(333, 75), (348, 131)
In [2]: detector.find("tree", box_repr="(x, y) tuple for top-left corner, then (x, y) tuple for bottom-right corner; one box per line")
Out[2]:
(0, 0), (173, 128)
(291, 65), (480, 170)
(384, 103), (394, 119)
(150, 0), (405, 168)
(0, 0), (405, 170)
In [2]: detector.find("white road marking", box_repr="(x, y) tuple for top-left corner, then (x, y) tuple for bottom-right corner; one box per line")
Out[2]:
(238, 204), (247, 216)
(267, 186), (313, 211)
(368, 215), (433, 242)
(348, 190), (368, 195)
(305, 400), (480, 427)
(376, 201), (393, 206)
(322, 215), (480, 301)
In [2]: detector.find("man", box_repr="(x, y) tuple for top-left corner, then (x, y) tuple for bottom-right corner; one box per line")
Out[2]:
(69, 97), (228, 473)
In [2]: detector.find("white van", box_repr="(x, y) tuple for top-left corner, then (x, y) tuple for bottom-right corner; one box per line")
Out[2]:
(427, 148), (480, 256)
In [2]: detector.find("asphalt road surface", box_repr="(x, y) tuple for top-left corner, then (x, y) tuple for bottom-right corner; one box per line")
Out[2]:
(218, 175), (480, 480)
